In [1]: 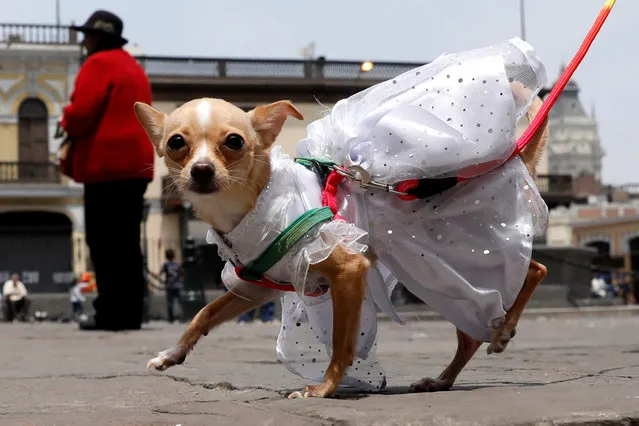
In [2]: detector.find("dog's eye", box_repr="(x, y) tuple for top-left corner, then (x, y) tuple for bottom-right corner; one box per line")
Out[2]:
(224, 134), (245, 151)
(167, 135), (186, 151)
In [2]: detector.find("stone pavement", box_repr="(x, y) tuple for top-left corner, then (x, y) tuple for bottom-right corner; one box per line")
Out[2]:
(2, 314), (639, 426)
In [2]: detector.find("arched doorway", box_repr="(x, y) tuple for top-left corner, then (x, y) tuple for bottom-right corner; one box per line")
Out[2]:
(583, 239), (613, 268)
(18, 98), (50, 181)
(585, 240), (611, 256)
(0, 211), (74, 292)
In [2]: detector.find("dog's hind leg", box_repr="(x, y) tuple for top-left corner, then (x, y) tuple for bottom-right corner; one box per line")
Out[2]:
(487, 259), (547, 355)
(408, 259), (547, 392)
(409, 328), (482, 393)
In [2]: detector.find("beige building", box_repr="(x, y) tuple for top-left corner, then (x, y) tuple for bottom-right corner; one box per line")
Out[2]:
(0, 23), (421, 291)
(0, 26), (85, 290)
(0, 23), (576, 292)
(547, 201), (639, 267)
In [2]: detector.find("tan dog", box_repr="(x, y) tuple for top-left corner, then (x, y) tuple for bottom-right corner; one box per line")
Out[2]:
(134, 96), (548, 398)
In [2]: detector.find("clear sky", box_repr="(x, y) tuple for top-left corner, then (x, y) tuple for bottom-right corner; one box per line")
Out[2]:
(5, 0), (636, 184)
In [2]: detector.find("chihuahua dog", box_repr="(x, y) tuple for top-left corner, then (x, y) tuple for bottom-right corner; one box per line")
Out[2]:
(134, 89), (548, 397)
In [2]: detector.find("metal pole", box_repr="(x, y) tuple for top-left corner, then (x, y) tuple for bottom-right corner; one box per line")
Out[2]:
(55, 0), (61, 25)
(179, 201), (206, 320)
(55, 0), (61, 43)
(141, 201), (150, 323)
(181, 235), (206, 319)
(520, 0), (527, 40)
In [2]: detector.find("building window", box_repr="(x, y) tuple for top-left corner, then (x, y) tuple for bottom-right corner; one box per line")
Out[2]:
(18, 98), (49, 179)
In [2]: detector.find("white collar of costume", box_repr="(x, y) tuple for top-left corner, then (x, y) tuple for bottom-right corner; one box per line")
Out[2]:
(206, 146), (368, 299)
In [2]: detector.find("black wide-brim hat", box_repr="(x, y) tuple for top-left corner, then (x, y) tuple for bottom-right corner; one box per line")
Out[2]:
(70, 10), (128, 45)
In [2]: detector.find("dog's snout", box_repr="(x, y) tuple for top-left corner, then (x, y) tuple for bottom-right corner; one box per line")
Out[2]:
(188, 161), (218, 194)
(190, 162), (215, 183)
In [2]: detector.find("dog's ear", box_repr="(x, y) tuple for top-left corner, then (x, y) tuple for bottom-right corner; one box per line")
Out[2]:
(249, 100), (304, 147)
(134, 102), (167, 157)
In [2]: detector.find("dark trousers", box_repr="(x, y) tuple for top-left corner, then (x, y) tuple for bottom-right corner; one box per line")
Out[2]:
(71, 301), (84, 317)
(4, 298), (30, 322)
(166, 287), (182, 322)
(84, 179), (149, 330)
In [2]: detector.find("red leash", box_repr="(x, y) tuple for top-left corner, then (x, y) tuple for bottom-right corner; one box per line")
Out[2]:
(398, 0), (617, 200)
(511, 0), (616, 160)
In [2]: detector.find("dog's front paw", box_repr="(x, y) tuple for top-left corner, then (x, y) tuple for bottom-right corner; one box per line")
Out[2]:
(146, 345), (188, 371)
(287, 383), (335, 399)
(487, 326), (516, 355)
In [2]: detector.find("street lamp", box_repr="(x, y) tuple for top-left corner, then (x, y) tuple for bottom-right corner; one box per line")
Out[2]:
(520, 0), (527, 40)
(55, 0), (61, 43)
(181, 235), (206, 319)
(179, 200), (206, 320)
(361, 61), (374, 72)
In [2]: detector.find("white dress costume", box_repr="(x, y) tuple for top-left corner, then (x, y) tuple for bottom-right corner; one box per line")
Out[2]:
(206, 37), (549, 392)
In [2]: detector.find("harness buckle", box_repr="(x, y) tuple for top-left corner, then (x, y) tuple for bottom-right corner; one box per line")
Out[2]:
(335, 165), (409, 196)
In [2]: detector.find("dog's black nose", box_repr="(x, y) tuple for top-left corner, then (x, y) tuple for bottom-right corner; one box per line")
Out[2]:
(190, 162), (215, 184)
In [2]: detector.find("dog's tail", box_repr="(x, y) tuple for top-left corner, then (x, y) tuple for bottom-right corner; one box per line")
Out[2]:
(518, 96), (548, 178)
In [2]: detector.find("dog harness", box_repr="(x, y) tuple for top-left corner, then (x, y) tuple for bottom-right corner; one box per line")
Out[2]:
(233, 206), (335, 296)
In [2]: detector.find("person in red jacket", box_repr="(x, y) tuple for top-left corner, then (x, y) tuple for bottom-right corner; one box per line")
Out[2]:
(62, 10), (154, 331)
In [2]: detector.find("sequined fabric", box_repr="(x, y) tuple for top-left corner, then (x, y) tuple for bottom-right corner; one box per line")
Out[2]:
(207, 37), (549, 391)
